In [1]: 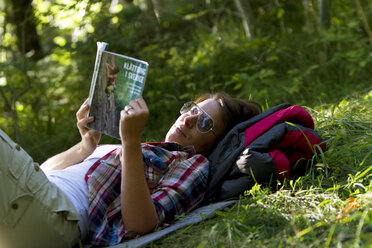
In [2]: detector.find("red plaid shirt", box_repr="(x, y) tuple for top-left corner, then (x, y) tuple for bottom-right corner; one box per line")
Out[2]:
(85, 142), (209, 246)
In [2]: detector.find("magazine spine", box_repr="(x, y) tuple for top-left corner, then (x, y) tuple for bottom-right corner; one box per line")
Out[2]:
(87, 42), (108, 116)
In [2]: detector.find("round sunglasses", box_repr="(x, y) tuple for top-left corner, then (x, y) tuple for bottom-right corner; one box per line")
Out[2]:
(180, 102), (217, 137)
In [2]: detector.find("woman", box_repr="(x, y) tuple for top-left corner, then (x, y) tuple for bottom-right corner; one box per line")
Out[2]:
(0, 92), (261, 247)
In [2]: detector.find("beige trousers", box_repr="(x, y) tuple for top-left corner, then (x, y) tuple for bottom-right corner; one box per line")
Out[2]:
(0, 129), (80, 248)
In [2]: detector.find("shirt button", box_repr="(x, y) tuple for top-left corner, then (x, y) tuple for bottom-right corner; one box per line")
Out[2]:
(15, 145), (21, 151)
(34, 164), (40, 172)
(11, 203), (19, 210)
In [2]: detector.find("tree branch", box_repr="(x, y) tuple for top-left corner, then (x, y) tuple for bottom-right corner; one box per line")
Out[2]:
(354, 0), (372, 47)
(0, 87), (11, 113)
(233, 0), (252, 38)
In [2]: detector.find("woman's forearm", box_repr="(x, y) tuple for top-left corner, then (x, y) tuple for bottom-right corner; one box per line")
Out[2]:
(120, 140), (159, 234)
(40, 141), (92, 171)
(41, 98), (101, 171)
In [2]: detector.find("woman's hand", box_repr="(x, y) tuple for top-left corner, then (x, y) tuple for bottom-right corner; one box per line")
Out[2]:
(119, 97), (149, 144)
(76, 98), (101, 154)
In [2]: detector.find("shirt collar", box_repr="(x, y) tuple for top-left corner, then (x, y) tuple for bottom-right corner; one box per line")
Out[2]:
(146, 142), (196, 154)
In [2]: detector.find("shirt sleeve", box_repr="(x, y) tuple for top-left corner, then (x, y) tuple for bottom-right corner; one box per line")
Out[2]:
(150, 154), (209, 224)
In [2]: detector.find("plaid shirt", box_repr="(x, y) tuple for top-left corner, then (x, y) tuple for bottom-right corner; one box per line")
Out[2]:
(85, 142), (209, 246)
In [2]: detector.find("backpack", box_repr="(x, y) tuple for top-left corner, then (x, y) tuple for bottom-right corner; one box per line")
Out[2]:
(204, 103), (326, 202)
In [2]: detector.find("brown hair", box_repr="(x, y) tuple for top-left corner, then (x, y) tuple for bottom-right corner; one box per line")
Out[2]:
(195, 92), (262, 138)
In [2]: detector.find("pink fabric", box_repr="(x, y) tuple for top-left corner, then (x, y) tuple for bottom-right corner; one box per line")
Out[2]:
(274, 130), (325, 161)
(243, 105), (325, 181)
(244, 106), (314, 147)
(268, 150), (290, 181)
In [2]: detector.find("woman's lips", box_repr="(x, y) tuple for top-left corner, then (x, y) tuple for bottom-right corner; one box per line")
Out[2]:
(176, 127), (186, 137)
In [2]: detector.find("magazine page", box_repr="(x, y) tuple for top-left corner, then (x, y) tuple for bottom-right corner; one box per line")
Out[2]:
(88, 47), (148, 139)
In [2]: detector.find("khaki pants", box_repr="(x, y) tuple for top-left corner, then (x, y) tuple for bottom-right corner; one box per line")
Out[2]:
(0, 129), (80, 248)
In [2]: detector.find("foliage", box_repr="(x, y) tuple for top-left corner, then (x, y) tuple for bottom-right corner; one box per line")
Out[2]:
(0, 0), (371, 246)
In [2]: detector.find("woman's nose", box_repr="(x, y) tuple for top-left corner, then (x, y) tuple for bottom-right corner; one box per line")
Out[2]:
(184, 114), (197, 128)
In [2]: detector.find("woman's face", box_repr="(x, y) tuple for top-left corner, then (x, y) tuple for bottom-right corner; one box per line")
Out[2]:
(165, 99), (225, 153)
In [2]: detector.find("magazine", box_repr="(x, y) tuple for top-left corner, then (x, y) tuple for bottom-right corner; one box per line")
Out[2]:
(87, 42), (149, 139)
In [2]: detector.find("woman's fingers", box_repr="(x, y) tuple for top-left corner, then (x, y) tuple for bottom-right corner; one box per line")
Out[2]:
(76, 98), (90, 120)
(131, 97), (148, 110)
(77, 116), (94, 129)
(121, 97), (148, 116)
(76, 98), (94, 136)
(120, 97), (149, 141)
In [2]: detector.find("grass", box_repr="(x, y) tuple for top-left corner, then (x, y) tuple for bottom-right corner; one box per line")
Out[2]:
(148, 88), (372, 248)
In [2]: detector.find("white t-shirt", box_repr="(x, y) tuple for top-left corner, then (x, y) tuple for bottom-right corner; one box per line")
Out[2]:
(41, 145), (120, 240)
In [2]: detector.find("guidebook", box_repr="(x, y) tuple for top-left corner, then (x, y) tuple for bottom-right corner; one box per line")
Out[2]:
(87, 42), (149, 139)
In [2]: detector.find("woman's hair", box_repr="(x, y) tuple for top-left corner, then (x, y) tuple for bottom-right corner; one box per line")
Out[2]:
(195, 92), (262, 138)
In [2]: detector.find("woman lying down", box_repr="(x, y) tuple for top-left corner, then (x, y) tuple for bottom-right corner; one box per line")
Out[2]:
(0, 92), (261, 248)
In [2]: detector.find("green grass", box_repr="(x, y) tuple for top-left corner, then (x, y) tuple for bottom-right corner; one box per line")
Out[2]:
(148, 89), (372, 248)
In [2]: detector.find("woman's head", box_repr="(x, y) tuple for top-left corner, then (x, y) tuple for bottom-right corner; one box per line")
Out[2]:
(195, 92), (262, 137)
(165, 92), (262, 154)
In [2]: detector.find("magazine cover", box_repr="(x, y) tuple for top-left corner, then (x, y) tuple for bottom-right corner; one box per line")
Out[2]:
(88, 42), (149, 139)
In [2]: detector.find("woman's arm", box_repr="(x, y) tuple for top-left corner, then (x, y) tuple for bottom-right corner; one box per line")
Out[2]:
(119, 98), (159, 235)
(41, 99), (101, 171)
(40, 141), (90, 171)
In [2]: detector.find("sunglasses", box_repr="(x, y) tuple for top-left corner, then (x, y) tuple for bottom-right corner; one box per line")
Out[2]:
(180, 101), (217, 137)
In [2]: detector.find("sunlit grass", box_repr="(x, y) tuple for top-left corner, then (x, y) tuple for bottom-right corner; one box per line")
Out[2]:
(149, 89), (372, 247)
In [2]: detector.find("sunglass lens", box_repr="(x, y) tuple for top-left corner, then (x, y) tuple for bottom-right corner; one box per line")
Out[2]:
(198, 114), (213, 132)
(180, 102), (194, 114)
